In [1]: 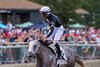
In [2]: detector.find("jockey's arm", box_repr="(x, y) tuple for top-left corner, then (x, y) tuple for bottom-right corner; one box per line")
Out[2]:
(39, 23), (55, 45)
(40, 24), (54, 40)
(46, 25), (54, 38)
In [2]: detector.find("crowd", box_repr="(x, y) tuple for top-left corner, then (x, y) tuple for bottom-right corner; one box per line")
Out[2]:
(0, 22), (100, 46)
(0, 22), (44, 46)
(0, 21), (100, 64)
(62, 27), (100, 44)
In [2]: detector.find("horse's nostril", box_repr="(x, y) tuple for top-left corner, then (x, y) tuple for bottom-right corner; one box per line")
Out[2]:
(28, 52), (33, 57)
(27, 52), (36, 62)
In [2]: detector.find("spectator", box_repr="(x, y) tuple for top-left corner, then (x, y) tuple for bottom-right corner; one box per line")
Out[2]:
(7, 21), (14, 30)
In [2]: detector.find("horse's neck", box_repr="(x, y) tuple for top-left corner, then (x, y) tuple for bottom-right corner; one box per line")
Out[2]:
(36, 44), (51, 65)
(37, 44), (56, 67)
(40, 44), (52, 55)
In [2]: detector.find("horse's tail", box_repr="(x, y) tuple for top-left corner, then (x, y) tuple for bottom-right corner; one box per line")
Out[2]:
(75, 55), (85, 67)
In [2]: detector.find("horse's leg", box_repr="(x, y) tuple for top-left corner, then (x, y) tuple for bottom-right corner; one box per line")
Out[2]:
(75, 55), (85, 67)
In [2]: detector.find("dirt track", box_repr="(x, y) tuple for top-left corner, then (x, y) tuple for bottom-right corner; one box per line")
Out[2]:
(0, 60), (100, 67)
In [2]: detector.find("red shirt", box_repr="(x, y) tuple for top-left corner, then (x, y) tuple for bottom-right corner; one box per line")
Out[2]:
(4, 32), (9, 38)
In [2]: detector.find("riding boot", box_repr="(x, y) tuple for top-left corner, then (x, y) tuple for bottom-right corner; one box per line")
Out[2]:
(55, 43), (66, 60)
(55, 43), (61, 58)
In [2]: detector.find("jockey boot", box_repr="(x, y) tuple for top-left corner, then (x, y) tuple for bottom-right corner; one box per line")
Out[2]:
(55, 43), (67, 60)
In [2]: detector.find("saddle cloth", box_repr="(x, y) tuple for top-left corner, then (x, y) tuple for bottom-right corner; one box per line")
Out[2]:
(57, 59), (67, 65)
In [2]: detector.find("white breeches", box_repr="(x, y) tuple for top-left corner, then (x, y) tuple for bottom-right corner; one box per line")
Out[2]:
(47, 25), (64, 41)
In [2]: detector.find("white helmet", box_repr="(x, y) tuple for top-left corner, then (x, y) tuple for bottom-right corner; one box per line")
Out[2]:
(40, 6), (51, 13)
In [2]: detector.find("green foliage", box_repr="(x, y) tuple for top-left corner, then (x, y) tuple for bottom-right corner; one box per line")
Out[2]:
(30, 0), (100, 27)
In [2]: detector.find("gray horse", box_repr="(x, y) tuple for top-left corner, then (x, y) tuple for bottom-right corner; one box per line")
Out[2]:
(28, 40), (85, 67)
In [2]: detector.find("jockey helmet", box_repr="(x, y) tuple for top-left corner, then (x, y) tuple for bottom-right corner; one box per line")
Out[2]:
(40, 6), (51, 14)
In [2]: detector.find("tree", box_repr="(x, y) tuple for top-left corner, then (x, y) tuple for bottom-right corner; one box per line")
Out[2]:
(80, 0), (100, 27)
(30, 0), (100, 27)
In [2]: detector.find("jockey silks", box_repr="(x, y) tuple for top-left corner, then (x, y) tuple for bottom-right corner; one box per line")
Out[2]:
(45, 13), (64, 40)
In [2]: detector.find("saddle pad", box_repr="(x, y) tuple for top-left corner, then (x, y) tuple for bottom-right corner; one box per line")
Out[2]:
(57, 59), (67, 65)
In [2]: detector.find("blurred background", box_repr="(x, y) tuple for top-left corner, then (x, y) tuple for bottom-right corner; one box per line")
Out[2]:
(0, 0), (99, 67)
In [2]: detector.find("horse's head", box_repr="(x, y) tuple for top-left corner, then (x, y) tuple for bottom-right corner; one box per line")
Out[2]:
(28, 40), (41, 55)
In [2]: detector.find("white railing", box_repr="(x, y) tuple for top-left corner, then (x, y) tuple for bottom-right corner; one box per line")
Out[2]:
(0, 42), (100, 64)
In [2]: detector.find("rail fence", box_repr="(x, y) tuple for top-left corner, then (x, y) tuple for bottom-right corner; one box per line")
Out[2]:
(0, 42), (100, 64)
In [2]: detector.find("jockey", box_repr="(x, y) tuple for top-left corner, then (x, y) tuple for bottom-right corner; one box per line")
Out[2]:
(39, 6), (66, 60)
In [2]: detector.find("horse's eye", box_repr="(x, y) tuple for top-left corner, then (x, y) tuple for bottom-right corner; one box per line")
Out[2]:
(33, 45), (37, 51)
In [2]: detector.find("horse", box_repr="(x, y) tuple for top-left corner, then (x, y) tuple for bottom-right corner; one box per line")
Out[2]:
(28, 40), (85, 67)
